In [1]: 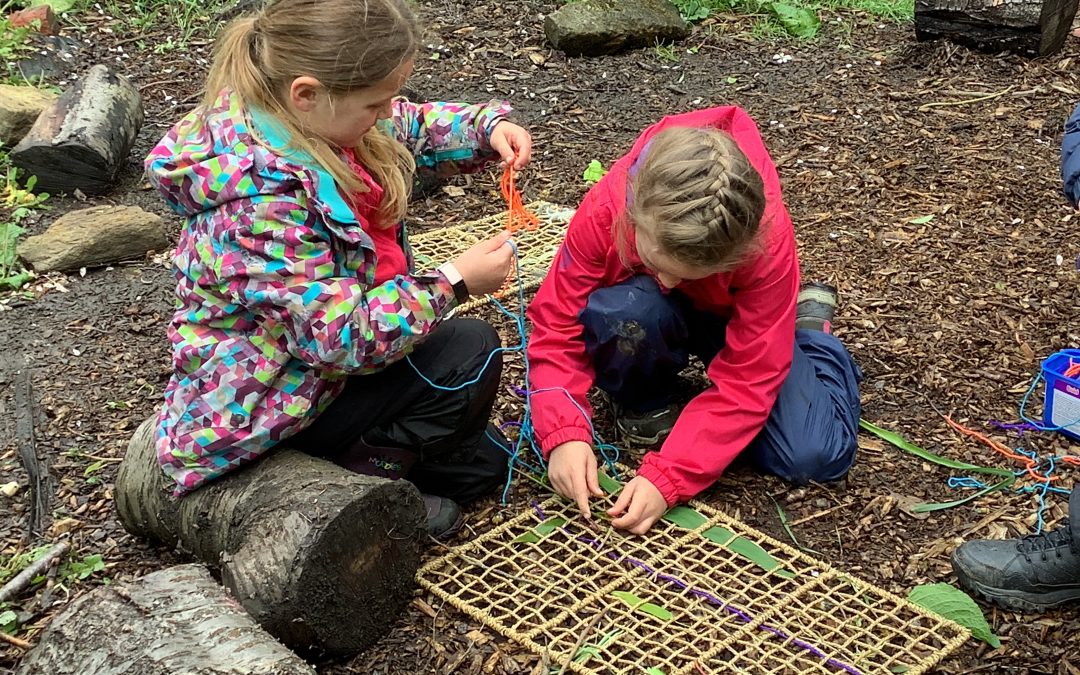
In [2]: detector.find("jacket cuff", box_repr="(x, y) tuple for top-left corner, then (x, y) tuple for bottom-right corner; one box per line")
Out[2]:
(478, 100), (514, 138)
(636, 454), (681, 507)
(539, 426), (593, 460)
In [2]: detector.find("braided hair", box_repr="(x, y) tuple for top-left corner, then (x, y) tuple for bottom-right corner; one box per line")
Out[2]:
(622, 126), (767, 270)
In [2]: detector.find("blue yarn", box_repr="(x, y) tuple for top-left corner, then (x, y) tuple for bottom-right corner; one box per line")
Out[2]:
(409, 237), (624, 504)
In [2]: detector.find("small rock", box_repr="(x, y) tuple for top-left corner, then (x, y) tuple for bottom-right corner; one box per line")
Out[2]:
(16, 34), (82, 82)
(9, 4), (59, 34)
(544, 0), (689, 57)
(18, 205), (168, 274)
(0, 84), (57, 146)
(0, 481), (19, 498)
(49, 517), (82, 536)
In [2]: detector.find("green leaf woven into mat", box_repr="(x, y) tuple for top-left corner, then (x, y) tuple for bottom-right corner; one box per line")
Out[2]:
(512, 517), (567, 543)
(597, 470), (622, 495)
(662, 505), (709, 529)
(907, 583), (1000, 648)
(611, 591), (674, 622)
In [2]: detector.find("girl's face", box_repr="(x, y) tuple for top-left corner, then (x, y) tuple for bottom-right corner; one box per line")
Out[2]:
(288, 58), (415, 148)
(635, 227), (720, 290)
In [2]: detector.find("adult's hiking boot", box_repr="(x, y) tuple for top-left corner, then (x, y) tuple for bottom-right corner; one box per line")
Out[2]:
(423, 494), (464, 541)
(952, 491), (1080, 612)
(796, 281), (838, 333)
(613, 402), (681, 447)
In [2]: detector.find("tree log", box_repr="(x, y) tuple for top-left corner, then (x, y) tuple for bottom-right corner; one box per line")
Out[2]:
(114, 417), (425, 657)
(14, 564), (317, 674)
(10, 64), (143, 195)
(915, 0), (1079, 56)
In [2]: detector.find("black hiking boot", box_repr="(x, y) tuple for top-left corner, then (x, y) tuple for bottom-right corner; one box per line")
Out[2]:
(613, 402), (680, 447)
(952, 491), (1080, 612)
(796, 281), (838, 332)
(423, 494), (464, 541)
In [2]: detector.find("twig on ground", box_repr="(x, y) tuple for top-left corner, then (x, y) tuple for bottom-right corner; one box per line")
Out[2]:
(918, 86), (1014, 111)
(556, 611), (605, 675)
(0, 541), (70, 603)
(790, 503), (848, 527)
(0, 630), (31, 649)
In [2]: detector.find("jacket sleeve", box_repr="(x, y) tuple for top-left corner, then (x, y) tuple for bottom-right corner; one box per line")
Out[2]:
(218, 200), (457, 375)
(636, 201), (800, 506)
(385, 98), (512, 177)
(1063, 102), (1080, 207)
(526, 187), (616, 455)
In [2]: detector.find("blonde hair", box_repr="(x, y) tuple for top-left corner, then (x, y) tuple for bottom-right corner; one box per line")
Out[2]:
(203, 0), (419, 227)
(620, 126), (767, 270)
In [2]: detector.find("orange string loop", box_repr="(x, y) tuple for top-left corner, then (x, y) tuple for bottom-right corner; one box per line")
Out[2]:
(500, 164), (539, 233)
(944, 416), (1058, 482)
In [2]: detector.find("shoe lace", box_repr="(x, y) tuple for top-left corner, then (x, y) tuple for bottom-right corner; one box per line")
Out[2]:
(1016, 520), (1072, 555)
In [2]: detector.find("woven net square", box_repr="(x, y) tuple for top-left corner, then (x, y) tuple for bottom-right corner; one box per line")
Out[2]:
(418, 491), (970, 675)
(409, 201), (575, 312)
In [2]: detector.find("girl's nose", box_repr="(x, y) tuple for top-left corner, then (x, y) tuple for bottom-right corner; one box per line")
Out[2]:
(656, 272), (681, 289)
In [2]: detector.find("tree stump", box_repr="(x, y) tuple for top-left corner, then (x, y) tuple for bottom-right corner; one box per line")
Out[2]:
(114, 417), (425, 657)
(15, 564), (316, 674)
(10, 64), (143, 195)
(915, 0), (1080, 56)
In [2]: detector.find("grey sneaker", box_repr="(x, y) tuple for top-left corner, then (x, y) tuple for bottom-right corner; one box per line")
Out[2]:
(614, 402), (680, 446)
(423, 494), (464, 540)
(952, 520), (1080, 612)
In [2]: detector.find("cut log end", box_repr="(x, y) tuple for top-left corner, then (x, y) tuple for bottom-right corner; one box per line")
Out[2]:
(115, 417), (425, 656)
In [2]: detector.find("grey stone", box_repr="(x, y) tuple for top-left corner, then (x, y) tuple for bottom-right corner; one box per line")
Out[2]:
(18, 205), (168, 273)
(545, 0), (689, 56)
(0, 84), (56, 146)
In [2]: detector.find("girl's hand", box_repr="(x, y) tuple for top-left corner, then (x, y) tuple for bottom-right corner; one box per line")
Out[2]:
(490, 121), (532, 170)
(608, 476), (667, 535)
(451, 231), (513, 296)
(548, 440), (603, 519)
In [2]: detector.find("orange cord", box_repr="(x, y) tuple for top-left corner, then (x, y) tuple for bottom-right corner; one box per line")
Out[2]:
(1065, 360), (1080, 378)
(944, 416), (1057, 482)
(500, 163), (539, 233)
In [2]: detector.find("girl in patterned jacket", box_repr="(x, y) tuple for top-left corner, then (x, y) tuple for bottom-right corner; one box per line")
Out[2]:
(527, 108), (862, 534)
(146, 0), (532, 538)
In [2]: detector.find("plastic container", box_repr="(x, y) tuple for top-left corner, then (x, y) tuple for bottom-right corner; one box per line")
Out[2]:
(1040, 349), (1080, 442)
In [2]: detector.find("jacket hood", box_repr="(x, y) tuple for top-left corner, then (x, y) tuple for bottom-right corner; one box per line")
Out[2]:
(145, 90), (358, 225)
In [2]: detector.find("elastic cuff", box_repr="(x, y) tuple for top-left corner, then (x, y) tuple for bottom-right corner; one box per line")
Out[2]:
(636, 458), (680, 507)
(539, 426), (593, 460)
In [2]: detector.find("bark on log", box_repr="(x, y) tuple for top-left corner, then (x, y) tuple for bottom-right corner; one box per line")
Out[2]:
(10, 64), (143, 195)
(915, 0), (1080, 56)
(14, 564), (317, 674)
(114, 417), (425, 657)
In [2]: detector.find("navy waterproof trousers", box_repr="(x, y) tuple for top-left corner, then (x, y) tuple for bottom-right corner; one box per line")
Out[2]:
(580, 275), (863, 485)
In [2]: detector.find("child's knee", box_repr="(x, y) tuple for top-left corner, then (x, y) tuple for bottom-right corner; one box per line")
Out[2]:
(783, 434), (856, 485)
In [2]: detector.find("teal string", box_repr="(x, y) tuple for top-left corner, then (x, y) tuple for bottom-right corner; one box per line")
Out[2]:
(408, 238), (623, 504)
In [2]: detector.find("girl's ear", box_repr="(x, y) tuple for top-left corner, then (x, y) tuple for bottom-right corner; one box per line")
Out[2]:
(288, 76), (324, 113)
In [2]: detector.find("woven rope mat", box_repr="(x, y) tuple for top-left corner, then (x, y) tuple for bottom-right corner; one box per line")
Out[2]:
(418, 486), (970, 675)
(409, 200), (575, 313)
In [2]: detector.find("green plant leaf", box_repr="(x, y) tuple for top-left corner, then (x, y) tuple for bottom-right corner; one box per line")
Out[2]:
(769, 2), (820, 38)
(889, 666), (911, 674)
(907, 583), (1000, 648)
(728, 536), (795, 578)
(597, 470), (622, 495)
(83, 460), (105, 478)
(535, 516), (567, 536)
(582, 160), (608, 184)
(639, 602), (674, 622)
(30, 0), (77, 13)
(859, 419), (1014, 477)
(662, 505), (709, 529)
(911, 477), (1015, 512)
(701, 525), (734, 545)
(611, 590), (643, 607)
(0, 609), (16, 633)
(908, 214), (935, 225)
(646, 669), (667, 675)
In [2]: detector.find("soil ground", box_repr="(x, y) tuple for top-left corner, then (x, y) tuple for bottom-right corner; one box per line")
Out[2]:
(3, 1), (1080, 673)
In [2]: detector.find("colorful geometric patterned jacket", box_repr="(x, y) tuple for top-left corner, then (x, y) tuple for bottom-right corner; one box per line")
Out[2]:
(146, 89), (511, 496)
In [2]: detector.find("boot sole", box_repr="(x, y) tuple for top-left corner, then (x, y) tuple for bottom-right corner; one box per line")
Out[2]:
(955, 566), (1080, 613)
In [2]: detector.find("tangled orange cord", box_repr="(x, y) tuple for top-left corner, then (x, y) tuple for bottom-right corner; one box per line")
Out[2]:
(500, 164), (539, 233)
(944, 416), (1061, 481)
